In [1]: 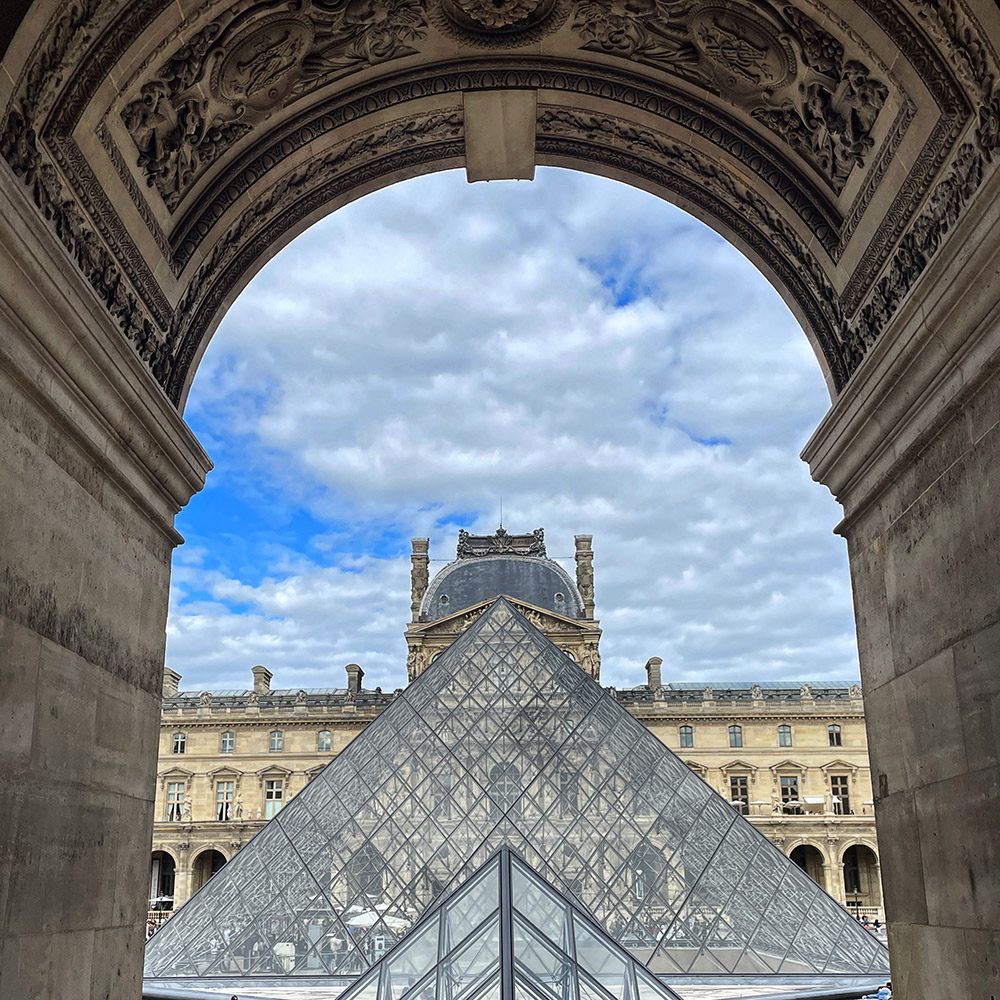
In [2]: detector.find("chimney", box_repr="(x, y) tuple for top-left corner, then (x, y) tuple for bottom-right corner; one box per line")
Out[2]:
(252, 665), (273, 695)
(574, 535), (595, 619)
(162, 668), (181, 698)
(645, 656), (662, 690)
(346, 663), (364, 694)
(410, 538), (430, 619)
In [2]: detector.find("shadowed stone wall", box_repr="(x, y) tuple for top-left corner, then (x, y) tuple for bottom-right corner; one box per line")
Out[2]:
(803, 165), (1000, 999)
(0, 161), (210, 998)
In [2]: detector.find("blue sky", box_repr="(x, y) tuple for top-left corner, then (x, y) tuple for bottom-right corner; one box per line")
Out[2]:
(166, 167), (858, 694)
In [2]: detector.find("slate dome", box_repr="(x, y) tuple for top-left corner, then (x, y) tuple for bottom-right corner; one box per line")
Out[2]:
(420, 528), (584, 620)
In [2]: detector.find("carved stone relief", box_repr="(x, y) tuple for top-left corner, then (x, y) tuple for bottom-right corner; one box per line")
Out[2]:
(535, 105), (853, 383)
(119, 0), (428, 211)
(430, 0), (572, 47)
(0, 0), (997, 404)
(570, 0), (890, 193)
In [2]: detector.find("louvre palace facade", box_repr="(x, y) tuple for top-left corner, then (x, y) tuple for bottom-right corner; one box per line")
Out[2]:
(150, 531), (884, 958)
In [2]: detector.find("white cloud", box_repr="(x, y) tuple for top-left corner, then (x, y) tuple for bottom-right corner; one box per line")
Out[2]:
(167, 167), (856, 694)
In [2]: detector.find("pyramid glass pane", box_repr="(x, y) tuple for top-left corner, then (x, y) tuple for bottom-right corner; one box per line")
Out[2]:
(145, 599), (889, 992)
(337, 850), (683, 1000)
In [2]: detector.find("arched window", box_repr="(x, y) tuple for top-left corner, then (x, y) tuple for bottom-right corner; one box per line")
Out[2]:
(728, 724), (743, 747)
(317, 730), (332, 752)
(347, 844), (386, 901)
(679, 725), (694, 748)
(220, 731), (234, 753)
(269, 730), (283, 752)
(171, 732), (186, 754)
(778, 724), (792, 747)
(828, 724), (842, 747)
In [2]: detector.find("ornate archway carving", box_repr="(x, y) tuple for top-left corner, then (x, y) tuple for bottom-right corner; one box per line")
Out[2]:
(2, 0), (998, 407)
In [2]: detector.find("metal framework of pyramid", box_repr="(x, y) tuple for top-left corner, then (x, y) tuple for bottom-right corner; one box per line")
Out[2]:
(339, 847), (684, 1000)
(145, 598), (889, 989)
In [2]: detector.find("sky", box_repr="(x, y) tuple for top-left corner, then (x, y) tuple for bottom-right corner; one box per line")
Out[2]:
(165, 167), (859, 695)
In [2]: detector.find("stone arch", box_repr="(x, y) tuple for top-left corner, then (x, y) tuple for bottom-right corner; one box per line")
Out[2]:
(191, 847), (229, 893)
(3, 0), (996, 411)
(149, 849), (177, 908)
(842, 842), (882, 909)
(788, 841), (828, 891)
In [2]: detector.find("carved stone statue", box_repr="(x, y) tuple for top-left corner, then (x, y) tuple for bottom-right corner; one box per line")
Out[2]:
(799, 683), (812, 700)
(247, 690), (259, 706)
(703, 685), (713, 701)
(849, 683), (863, 700)
(750, 684), (763, 701)
(295, 688), (307, 705)
(181, 799), (192, 822)
(234, 797), (243, 820)
(199, 690), (212, 706)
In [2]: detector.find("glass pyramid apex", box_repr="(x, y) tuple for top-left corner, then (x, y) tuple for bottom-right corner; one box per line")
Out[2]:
(339, 848), (683, 1000)
(145, 598), (889, 986)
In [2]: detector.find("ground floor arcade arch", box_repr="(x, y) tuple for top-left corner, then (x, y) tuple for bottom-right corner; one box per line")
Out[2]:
(1, 2), (1000, 998)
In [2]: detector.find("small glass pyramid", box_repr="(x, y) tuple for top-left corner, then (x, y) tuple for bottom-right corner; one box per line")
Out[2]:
(145, 598), (889, 988)
(339, 848), (684, 1000)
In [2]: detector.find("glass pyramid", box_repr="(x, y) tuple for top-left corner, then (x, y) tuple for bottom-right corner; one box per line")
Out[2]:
(339, 847), (684, 1000)
(145, 598), (889, 987)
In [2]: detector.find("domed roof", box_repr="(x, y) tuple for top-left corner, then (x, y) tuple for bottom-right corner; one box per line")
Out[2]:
(420, 528), (583, 621)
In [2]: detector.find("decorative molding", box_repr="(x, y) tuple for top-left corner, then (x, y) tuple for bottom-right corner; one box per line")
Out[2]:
(535, 106), (854, 387)
(166, 118), (466, 402)
(429, 0), (572, 47)
(118, 0), (428, 212)
(170, 59), (841, 272)
(0, 0), (997, 401)
(570, 0), (890, 194)
(456, 526), (546, 557)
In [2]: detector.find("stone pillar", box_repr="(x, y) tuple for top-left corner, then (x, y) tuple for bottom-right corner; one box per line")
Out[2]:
(410, 538), (429, 619)
(252, 664), (273, 694)
(574, 535), (595, 619)
(162, 668), (181, 697)
(346, 663), (364, 694)
(644, 656), (662, 690)
(0, 162), (210, 998)
(172, 843), (194, 908)
(802, 167), (1000, 1000)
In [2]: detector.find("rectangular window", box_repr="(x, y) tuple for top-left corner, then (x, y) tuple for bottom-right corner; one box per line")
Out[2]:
(831, 774), (851, 815)
(679, 726), (694, 748)
(220, 731), (235, 753)
(269, 731), (283, 752)
(317, 731), (332, 752)
(172, 733), (186, 754)
(265, 779), (284, 818)
(216, 780), (234, 821)
(558, 770), (579, 818)
(778, 725), (792, 747)
(166, 781), (185, 821)
(729, 775), (749, 814)
(828, 725), (843, 747)
(729, 726), (743, 748)
(432, 773), (453, 821)
(780, 775), (799, 812)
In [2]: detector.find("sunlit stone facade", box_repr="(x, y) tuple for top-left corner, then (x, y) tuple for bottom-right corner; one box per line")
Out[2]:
(151, 532), (882, 924)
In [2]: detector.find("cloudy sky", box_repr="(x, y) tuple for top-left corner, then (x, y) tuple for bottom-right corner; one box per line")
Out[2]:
(166, 167), (859, 694)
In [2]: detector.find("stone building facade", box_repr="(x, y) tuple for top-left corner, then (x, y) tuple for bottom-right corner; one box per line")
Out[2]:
(152, 531), (882, 927)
